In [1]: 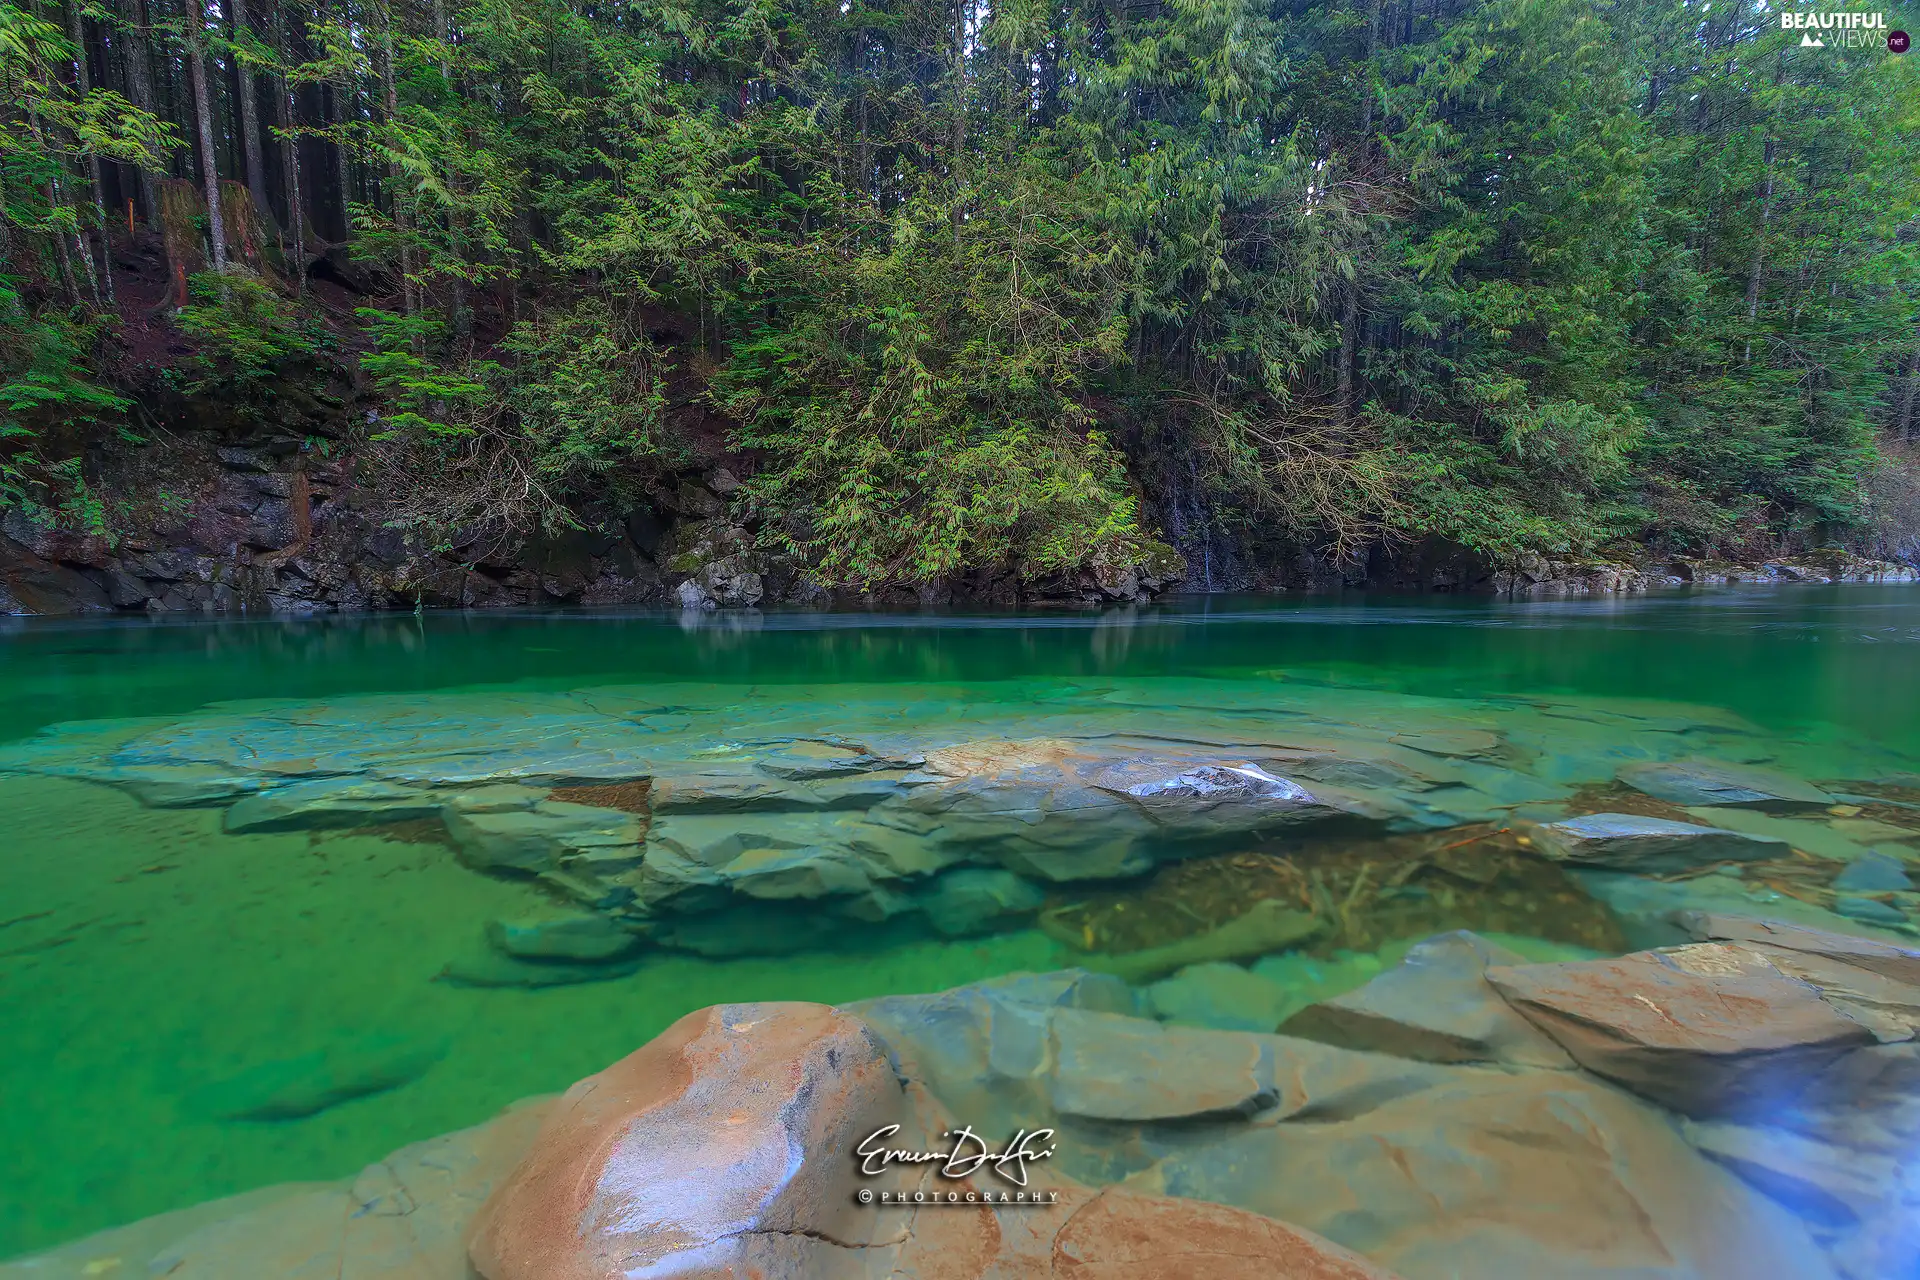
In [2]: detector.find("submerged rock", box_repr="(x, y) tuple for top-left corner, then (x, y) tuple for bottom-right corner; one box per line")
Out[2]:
(0, 1099), (555, 1280)
(1833, 851), (1914, 893)
(1127, 1067), (1838, 1280)
(1067, 899), (1327, 984)
(916, 866), (1047, 936)
(24, 929), (1911, 1280)
(1527, 811), (1788, 873)
(1834, 895), (1908, 927)
(1147, 962), (1295, 1032)
(186, 1036), (447, 1122)
(1279, 931), (1575, 1068)
(1618, 759), (1834, 810)
(485, 912), (646, 962)
(1486, 945), (1880, 1117)
(224, 776), (442, 832)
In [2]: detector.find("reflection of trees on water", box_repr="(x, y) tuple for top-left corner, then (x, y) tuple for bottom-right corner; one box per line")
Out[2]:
(2, 592), (1916, 754)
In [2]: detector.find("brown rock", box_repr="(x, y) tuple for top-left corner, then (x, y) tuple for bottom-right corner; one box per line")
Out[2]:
(1050, 1188), (1399, 1279)
(467, 1002), (910, 1280)
(1680, 911), (1920, 989)
(1487, 945), (1879, 1116)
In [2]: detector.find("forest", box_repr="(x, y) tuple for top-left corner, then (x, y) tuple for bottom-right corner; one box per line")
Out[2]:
(0, 0), (1916, 593)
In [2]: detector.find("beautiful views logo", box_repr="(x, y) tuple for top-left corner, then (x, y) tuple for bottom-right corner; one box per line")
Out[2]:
(1779, 10), (1903, 49)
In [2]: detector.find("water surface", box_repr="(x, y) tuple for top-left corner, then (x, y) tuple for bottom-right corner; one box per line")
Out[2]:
(2, 586), (1916, 1259)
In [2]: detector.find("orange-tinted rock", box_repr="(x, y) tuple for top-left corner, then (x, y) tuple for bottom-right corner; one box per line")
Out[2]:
(467, 1002), (911, 1280)
(1487, 945), (1879, 1116)
(1050, 1188), (1399, 1279)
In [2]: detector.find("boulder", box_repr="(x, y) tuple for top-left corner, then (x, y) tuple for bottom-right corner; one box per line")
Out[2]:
(1126, 1068), (1838, 1280)
(1486, 944), (1881, 1117)
(1618, 760), (1833, 810)
(1526, 812), (1788, 873)
(1279, 931), (1575, 1068)
(467, 1003), (910, 1280)
(1682, 1118), (1889, 1227)
(1678, 912), (1920, 987)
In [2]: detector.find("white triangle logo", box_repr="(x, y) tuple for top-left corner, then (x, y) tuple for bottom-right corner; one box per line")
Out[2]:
(1800, 31), (1824, 46)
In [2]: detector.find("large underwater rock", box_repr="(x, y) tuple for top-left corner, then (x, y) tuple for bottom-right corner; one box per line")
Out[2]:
(0, 680), (1879, 959)
(1486, 944), (1883, 1117)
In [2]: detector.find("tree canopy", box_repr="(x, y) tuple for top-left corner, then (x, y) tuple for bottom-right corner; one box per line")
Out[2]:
(2, 0), (1917, 585)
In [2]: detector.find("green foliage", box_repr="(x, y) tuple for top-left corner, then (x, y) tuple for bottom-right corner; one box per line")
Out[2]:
(174, 272), (326, 388)
(6, 0), (1918, 583)
(0, 280), (127, 529)
(358, 299), (672, 535)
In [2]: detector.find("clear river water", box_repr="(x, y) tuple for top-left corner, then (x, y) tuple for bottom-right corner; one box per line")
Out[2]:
(1, 585), (1917, 1266)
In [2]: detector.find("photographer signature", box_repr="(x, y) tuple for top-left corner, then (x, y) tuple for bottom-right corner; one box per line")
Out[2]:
(854, 1124), (1056, 1187)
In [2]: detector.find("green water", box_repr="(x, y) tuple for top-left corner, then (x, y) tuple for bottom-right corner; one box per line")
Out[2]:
(2, 586), (1917, 1260)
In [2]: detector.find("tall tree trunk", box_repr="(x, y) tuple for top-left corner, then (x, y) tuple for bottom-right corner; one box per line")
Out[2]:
(1743, 53), (1785, 364)
(327, 80), (352, 244)
(373, 0), (417, 320)
(186, 0), (228, 273)
(271, 2), (306, 292)
(230, 0), (271, 212)
(64, 0), (115, 303)
(1338, 0), (1382, 419)
(121, 0), (163, 229)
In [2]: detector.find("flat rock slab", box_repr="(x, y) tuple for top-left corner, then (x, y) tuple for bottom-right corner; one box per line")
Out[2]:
(1529, 812), (1788, 873)
(1680, 912), (1920, 988)
(1618, 759), (1834, 810)
(1487, 945), (1879, 1116)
